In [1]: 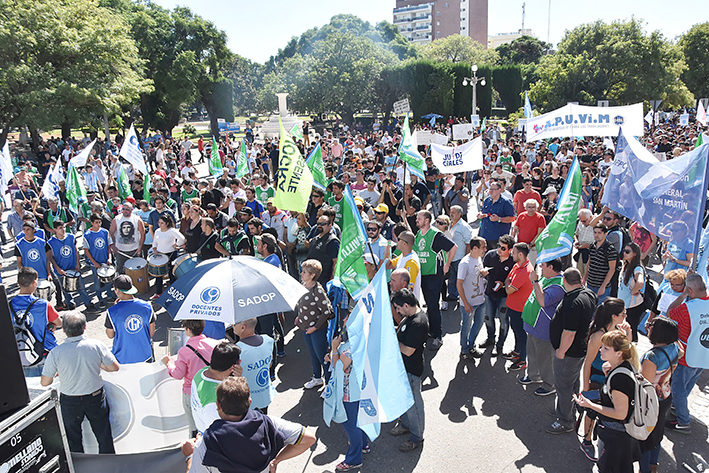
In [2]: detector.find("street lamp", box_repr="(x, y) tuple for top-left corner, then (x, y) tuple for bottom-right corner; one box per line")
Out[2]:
(462, 65), (486, 122)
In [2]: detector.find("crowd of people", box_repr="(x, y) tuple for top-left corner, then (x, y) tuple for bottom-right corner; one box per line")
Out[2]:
(3, 110), (708, 472)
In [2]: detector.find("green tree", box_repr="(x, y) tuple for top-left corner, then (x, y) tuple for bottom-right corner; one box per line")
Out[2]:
(492, 66), (523, 115)
(529, 19), (687, 112)
(0, 0), (150, 148)
(418, 35), (499, 65)
(679, 22), (709, 101)
(401, 61), (455, 120)
(496, 36), (551, 65)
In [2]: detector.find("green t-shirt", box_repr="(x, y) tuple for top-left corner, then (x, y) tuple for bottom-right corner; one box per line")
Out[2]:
(327, 195), (345, 228)
(499, 155), (514, 173)
(182, 188), (199, 203)
(256, 185), (275, 205)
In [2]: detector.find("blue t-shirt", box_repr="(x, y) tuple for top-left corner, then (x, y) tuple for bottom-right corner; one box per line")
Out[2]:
(479, 196), (515, 241)
(10, 294), (58, 351)
(523, 283), (565, 341)
(48, 234), (78, 271)
(84, 228), (110, 266)
(245, 200), (264, 217)
(664, 237), (692, 274)
(106, 299), (155, 364)
(641, 344), (679, 400)
(202, 321), (226, 340)
(15, 237), (50, 279)
(264, 253), (282, 269)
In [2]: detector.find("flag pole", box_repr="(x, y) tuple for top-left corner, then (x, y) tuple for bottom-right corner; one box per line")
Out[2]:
(691, 145), (709, 271)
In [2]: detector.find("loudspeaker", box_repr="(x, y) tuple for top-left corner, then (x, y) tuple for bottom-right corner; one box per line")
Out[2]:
(0, 285), (31, 416)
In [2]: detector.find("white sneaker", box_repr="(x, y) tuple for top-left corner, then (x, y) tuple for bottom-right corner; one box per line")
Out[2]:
(441, 301), (449, 311)
(304, 377), (324, 390)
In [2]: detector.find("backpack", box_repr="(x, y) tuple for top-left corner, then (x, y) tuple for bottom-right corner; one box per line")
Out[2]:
(10, 299), (46, 367)
(640, 268), (657, 312)
(607, 365), (659, 441)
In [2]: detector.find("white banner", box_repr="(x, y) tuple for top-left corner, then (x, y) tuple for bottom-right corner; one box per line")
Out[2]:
(430, 137), (484, 174)
(526, 103), (644, 141)
(452, 124), (475, 141)
(69, 138), (97, 169)
(393, 98), (410, 115)
(414, 130), (448, 146)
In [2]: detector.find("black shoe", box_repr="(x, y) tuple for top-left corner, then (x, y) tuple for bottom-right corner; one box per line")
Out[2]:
(502, 350), (520, 360)
(491, 346), (502, 357)
(66, 303), (77, 310)
(509, 360), (527, 371)
(469, 348), (483, 358)
(478, 339), (495, 349)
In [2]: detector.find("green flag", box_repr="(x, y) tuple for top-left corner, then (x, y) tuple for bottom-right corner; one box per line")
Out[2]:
(237, 140), (249, 178)
(535, 157), (583, 263)
(209, 137), (224, 177)
(117, 164), (131, 200)
(66, 165), (87, 214)
(273, 118), (314, 212)
(696, 133), (704, 149)
(333, 185), (369, 299)
(521, 275), (563, 327)
(398, 114), (426, 179)
(143, 173), (151, 202)
(290, 124), (303, 141)
(481, 117), (487, 129)
(305, 143), (327, 190)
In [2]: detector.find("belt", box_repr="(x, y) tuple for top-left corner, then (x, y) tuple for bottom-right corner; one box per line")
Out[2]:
(61, 387), (103, 398)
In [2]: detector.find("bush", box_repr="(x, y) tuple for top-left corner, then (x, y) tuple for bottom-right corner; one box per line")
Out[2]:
(183, 124), (197, 136)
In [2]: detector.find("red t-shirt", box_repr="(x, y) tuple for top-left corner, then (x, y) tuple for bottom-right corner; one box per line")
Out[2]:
(667, 296), (709, 367)
(513, 190), (542, 215)
(514, 212), (547, 245)
(506, 260), (534, 312)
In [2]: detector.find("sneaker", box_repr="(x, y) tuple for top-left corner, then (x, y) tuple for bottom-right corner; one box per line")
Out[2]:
(85, 303), (100, 312)
(460, 352), (475, 361)
(665, 420), (691, 435)
(441, 301), (449, 311)
(478, 339), (495, 348)
(389, 424), (410, 436)
(362, 445), (370, 454)
(150, 293), (162, 301)
(469, 348), (483, 358)
(545, 421), (573, 435)
(509, 360), (527, 371)
(97, 301), (107, 309)
(303, 377), (324, 390)
(336, 462), (362, 471)
(428, 338), (443, 351)
(535, 387), (557, 397)
(518, 376), (542, 385)
(398, 440), (422, 452)
(277, 351), (286, 359)
(66, 302), (77, 310)
(502, 350), (520, 360)
(491, 346), (502, 357)
(580, 439), (597, 462)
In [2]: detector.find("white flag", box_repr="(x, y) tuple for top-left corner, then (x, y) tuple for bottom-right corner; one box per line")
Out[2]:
(430, 137), (484, 174)
(69, 138), (97, 169)
(698, 100), (707, 127)
(644, 110), (653, 124)
(0, 140), (13, 195)
(41, 161), (63, 201)
(119, 124), (148, 176)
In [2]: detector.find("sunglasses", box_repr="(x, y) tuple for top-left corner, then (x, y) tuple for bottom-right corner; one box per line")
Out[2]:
(317, 222), (329, 227)
(436, 220), (446, 225)
(623, 249), (632, 254)
(366, 228), (378, 232)
(603, 216), (613, 221)
(497, 245), (508, 250)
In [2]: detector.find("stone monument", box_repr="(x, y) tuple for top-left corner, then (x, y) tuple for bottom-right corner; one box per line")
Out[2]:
(260, 92), (302, 139)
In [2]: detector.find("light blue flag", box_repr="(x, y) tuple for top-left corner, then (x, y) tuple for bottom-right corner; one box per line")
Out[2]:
(695, 223), (709, 283)
(429, 116), (436, 126)
(524, 92), (533, 119)
(346, 266), (414, 441)
(322, 358), (348, 426)
(601, 128), (709, 254)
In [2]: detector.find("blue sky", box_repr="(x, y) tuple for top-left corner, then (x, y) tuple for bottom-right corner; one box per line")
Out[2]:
(152, 0), (703, 63)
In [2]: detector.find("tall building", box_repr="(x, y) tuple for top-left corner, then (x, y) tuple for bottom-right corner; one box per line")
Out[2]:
(393, 0), (488, 46)
(488, 28), (535, 49)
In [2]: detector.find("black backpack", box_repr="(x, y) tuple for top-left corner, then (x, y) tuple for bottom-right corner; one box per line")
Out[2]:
(10, 298), (46, 367)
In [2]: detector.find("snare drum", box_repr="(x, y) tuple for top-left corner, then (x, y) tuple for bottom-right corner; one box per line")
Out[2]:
(173, 253), (201, 279)
(34, 279), (55, 300)
(62, 270), (81, 293)
(97, 265), (117, 285)
(125, 257), (149, 293)
(148, 254), (170, 278)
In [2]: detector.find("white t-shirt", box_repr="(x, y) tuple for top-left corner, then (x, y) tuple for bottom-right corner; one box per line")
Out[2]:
(457, 255), (486, 307)
(189, 415), (305, 473)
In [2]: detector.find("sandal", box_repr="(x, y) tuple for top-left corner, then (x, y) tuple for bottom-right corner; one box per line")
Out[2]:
(336, 462), (362, 471)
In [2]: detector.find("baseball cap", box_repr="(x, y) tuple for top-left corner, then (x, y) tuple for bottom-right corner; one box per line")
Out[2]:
(239, 207), (253, 216)
(373, 203), (389, 213)
(266, 197), (274, 205)
(113, 274), (138, 295)
(543, 186), (557, 196)
(254, 233), (277, 247)
(354, 196), (364, 207)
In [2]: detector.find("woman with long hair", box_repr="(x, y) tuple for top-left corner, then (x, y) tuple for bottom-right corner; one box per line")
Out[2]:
(575, 330), (642, 473)
(183, 205), (203, 254)
(618, 242), (646, 341)
(639, 317), (680, 473)
(580, 298), (632, 461)
(151, 213), (185, 298)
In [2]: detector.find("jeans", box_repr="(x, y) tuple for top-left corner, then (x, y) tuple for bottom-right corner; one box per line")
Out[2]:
(671, 364), (704, 425)
(640, 447), (661, 473)
(447, 260), (461, 301)
(421, 274), (444, 339)
(60, 388), (115, 453)
(400, 373), (425, 444)
(90, 266), (115, 302)
(429, 192), (440, 218)
(459, 301), (486, 353)
(183, 391), (197, 436)
(303, 328), (330, 381)
(484, 296), (508, 347)
(342, 401), (369, 465)
(526, 334), (555, 390)
(23, 363), (44, 377)
(587, 285), (610, 306)
(507, 308), (526, 360)
(53, 269), (92, 307)
(552, 355), (585, 426)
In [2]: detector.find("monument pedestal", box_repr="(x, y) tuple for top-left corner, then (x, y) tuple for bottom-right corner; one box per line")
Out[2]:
(260, 93), (302, 139)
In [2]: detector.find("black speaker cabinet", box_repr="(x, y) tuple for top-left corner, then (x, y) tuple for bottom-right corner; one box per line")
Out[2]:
(0, 285), (31, 417)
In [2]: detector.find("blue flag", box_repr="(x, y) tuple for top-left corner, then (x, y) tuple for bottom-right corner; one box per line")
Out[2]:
(322, 358), (347, 426)
(601, 128), (709, 254)
(695, 224), (709, 282)
(524, 92), (533, 119)
(346, 266), (414, 441)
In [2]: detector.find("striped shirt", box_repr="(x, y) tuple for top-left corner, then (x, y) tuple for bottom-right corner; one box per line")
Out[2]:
(586, 240), (616, 288)
(82, 171), (100, 192)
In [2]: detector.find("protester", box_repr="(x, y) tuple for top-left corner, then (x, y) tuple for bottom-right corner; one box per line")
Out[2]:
(457, 237), (488, 360)
(105, 275), (155, 364)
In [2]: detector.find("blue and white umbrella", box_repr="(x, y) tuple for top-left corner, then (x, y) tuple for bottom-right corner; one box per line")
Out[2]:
(156, 257), (308, 325)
